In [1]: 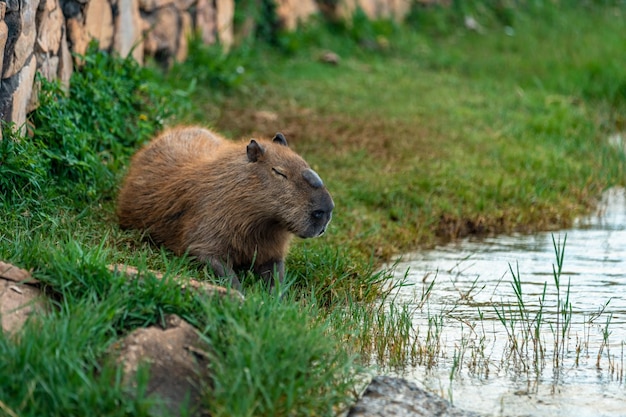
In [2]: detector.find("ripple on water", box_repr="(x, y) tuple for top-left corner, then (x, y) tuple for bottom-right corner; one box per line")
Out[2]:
(386, 188), (626, 417)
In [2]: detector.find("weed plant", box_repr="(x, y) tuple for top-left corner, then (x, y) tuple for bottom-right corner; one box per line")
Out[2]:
(1, 2), (625, 416)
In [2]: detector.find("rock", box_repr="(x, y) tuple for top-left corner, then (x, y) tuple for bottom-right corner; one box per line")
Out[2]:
(173, 0), (194, 12)
(319, 0), (412, 22)
(60, 0), (82, 18)
(0, 261), (46, 334)
(34, 0), (64, 88)
(66, 17), (90, 59)
(274, 0), (318, 31)
(348, 376), (481, 417)
(36, 0), (63, 55)
(0, 53), (37, 130)
(193, 0), (216, 45)
(215, 0), (233, 50)
(320, 50), (340, 65)
(56, 22), (72, 88)
(176, 10), (191, 63)
(0, 2), (9, 78)
(34, 52), (57, 80)
(3, 0), (39, 78)
(84, 0), (114, 49)
(388, 0), (411, 21)
(142, 4), (179, 67)
(113, 0), (143, 63)
(0, 278), (45, 333)
(138, 0), (174, 12)
(113, 314), (211, 417)
(5, 0), (20, 12)
(0, 261), (39, 284)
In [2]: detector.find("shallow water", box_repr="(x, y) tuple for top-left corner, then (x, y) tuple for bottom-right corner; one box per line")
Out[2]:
(386, 188), (626, 416)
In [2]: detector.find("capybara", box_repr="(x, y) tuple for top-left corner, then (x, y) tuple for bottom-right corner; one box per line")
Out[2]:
(116, 126), (334, 288)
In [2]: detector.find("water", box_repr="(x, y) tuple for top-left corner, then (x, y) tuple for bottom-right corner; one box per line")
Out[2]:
(386, 188), (626, 416)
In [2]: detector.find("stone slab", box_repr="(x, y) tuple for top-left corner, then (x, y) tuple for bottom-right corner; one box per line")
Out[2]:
(348, 376), (482, 417)
(3, 0), (39, 78)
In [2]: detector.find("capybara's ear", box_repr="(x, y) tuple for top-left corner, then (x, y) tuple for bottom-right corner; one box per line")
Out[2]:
(273, 132), (288, 147)
(247, 139), (265, 162)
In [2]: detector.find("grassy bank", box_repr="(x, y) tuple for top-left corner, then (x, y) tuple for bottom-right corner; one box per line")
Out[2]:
(1, 2), (625, 416)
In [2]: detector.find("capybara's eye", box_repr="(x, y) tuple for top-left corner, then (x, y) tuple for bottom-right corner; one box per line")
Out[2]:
(272, 167), (287, 179)
(312, 210), (325, 220)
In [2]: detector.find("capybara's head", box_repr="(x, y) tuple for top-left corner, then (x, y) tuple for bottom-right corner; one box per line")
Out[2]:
(246, 133), (334, 239)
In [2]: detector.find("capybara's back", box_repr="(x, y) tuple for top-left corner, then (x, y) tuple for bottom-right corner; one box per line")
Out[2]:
(117, 126), (334, 286)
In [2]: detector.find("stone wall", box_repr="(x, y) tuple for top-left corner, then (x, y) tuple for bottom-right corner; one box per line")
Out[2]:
(0, 0), (442, 137)
(0, 0), (234, 136)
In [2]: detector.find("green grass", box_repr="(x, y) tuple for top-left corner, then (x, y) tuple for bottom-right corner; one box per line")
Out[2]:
(1, 2), (626, 416)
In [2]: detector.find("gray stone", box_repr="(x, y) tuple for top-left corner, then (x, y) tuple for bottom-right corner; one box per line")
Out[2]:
(142, 4), (178, 67)
(0, 261), (45, 334)
(113, 0), (143, 63)
(275, 0), (317, 31)
(0, 53), (36, 129)
(66, 16), (89, 59)
(61, 0), (82, 18)
(175, 9), (191, 63)
(348, 376), (482, 417)
(173, 0), (194, 12)
(138, 0), (174, 12)
(193, 0), (215, 45)
(113, 314), (211, 417)
(0, 278), (45, 333)
(35, 0), (64, 55)
(5, 0), (20, 13)
(3, 0), (40, 78)
(56, 22), (72, 88)
(0, 3), (9, 79)
(84, 0), (113, 49)
(35, 52), (58, 80)
(215, 0), (232, 49)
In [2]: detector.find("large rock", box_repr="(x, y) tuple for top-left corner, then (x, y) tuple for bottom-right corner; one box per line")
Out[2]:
(0, 261), (45, 334)
(348, 376), (481, 417)
(176, 10), (191, 63)
(0, 3), (9, 76)
(138, 0), (174, 12)
(0, 53), (37, 129)
(3, 0), (40, 78)
(66, 17), (90, 60)
(34, 0), (64, 82)
(113, 314), (211, 417)
(56, 21), (72, 88)
(321, 0), (412, 22)
(114, 0), (144, 63)
(142, 4), (179, 67)
(84, 0), (113, 49)
(388, 0), (411, 21)
(36, 0), (63, 55)
(193, 0), (216, 45)
(274, 0), (318, 31)
(215, 0), (233, 50)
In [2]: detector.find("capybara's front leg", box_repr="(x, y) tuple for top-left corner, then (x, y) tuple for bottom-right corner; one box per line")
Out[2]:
(256, 259), (285, 289)
(198, 254), (241, 290)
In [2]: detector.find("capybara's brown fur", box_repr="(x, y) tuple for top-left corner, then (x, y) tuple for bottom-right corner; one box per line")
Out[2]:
(116, 126), (334, 287)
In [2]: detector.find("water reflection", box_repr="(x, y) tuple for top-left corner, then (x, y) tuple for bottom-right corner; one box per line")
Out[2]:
(386, 188), (626, 417)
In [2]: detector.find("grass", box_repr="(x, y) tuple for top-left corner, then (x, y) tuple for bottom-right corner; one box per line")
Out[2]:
(1, 2), (626, 416)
